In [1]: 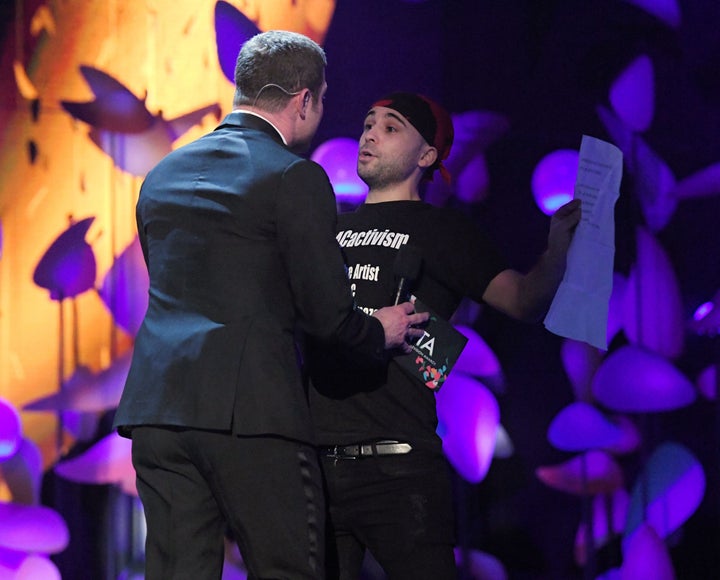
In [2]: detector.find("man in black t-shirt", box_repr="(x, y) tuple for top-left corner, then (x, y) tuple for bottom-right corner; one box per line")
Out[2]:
(307, 92), (582, 579)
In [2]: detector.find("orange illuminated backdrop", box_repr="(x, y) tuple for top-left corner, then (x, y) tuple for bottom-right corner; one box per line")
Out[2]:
(0, 0), (336, 473)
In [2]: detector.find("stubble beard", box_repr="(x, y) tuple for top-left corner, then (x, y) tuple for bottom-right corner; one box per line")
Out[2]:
(358, 159), (412, 191)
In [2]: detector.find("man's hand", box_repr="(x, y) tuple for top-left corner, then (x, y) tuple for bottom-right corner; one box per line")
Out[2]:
(547, 198), (582, 257)
(373, 302), (430, 353)
(482, 199), (582, 323)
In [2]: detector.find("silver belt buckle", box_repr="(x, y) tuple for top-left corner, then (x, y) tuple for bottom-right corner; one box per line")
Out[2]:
(327, 444), (357, 464)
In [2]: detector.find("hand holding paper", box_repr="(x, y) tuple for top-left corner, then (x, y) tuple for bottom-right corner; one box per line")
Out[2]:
(544, 135), (623, 350)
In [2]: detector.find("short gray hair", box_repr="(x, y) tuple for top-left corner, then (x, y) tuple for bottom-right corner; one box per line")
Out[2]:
(233, 30), (327, 112)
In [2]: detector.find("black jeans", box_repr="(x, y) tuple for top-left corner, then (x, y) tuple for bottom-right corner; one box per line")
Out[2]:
(321, 448), (457, 580)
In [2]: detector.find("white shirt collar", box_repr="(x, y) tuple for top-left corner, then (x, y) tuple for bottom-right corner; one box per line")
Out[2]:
(233, 109), (288, 146)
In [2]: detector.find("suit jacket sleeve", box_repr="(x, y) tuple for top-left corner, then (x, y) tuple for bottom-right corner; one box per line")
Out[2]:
(277, 158), (386, 361)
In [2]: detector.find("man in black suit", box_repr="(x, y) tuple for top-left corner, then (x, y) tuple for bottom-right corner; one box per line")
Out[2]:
(113, 31), (428, 580)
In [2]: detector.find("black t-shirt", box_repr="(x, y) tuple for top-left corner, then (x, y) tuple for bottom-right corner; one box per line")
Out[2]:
(307, 200), (507, 453)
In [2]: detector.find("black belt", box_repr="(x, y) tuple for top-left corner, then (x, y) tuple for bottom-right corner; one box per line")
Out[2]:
(321, 440), (412, 461)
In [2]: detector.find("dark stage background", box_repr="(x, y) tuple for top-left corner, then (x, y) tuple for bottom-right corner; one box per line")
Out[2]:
(1, 1), (719, 579)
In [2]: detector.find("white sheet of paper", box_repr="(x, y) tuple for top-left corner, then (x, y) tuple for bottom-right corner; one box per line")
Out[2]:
(544, 135), (623, 350)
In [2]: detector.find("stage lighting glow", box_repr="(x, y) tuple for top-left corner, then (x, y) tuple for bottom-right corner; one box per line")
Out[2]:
(623, 442), (705, 552)
(436, 373), (499, 483)
(674, 162), (720, 200)
(621, 523), (675, 580)
(621, 0), (681, 28)
(0, 551), (62, 580)
(453, 325), (502, 383)
(98, 237), (149, 337)
(455, 154), (489, 204)
(32, 217), (97, 301)
(0, 437), (42, 505)
(214, 0), (336, 83)
(60, 66), (154, 133)
(623, 227), (685, 358)
(311, 138), (367, 204)
(54, 432), (137, 496)
(591, 345), (695, 413)
(693, 301), (713, 321)
(214, 1), (262, 83)
(689, 290), (720, 335)
(24, 351), (132, 414)
(574, 489), (629, 566)
(547, 401), (624, 452)
(697, 365), (716, 400)
(0, 503), (69, 553)
(531, 149), (578, 215)
(0, 399), (21, 460)
(609, 54), (654, 133)
(536, 450), (624, 495)
(560, 338), (604, 402)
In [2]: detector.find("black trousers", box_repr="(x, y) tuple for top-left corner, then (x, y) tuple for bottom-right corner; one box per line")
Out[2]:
(131, 426), (324, 580)
(321, 449), (457, 580)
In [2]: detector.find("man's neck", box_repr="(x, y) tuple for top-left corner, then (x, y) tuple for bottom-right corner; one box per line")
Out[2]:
(365, 185), (421, 204)
(233, 106), (291, 146)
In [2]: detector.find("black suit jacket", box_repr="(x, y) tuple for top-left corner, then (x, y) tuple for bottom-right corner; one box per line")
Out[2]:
(113, 112), (384, 443)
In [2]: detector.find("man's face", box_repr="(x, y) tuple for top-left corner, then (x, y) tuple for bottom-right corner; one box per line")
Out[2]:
(357, 106), (430, 190)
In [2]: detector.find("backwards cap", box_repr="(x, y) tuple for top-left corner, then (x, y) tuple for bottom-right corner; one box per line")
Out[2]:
(371, 92), (454, 183)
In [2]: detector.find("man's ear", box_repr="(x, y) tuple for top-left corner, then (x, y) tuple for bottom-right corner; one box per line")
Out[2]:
(297, 90), (310, 119)
(298, 90), (311, 111)
(418, 146), (438, 170)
